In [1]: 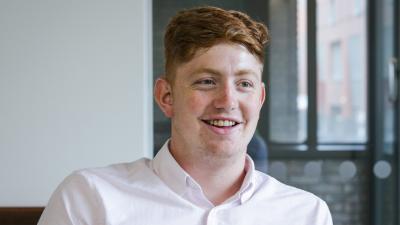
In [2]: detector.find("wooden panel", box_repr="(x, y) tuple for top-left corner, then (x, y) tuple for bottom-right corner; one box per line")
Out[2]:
(0, 208), (44, 225)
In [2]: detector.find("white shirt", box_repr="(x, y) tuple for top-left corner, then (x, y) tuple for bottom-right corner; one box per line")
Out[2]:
(38, 141), (333, 225)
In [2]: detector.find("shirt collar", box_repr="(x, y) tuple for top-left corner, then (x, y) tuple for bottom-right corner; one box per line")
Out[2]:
(238, 155), (256, 204)
(151, 140), (189, 196)
(151, 140), (258, 205)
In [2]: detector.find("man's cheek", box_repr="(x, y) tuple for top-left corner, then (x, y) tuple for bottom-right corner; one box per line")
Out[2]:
(186, 97), (205, 111)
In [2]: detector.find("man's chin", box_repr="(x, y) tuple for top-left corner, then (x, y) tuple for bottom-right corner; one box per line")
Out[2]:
(202, 140), (245, 157)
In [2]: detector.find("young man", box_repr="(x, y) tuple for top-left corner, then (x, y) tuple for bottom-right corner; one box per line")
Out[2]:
(38, 6), (333, 225)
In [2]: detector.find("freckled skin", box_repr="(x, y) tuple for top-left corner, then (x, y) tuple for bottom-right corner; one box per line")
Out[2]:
(155, 43), (265, 166)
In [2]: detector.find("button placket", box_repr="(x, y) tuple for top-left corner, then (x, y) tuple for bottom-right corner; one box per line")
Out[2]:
(206, 208), (218, 225)
(207, 207), (229, 225)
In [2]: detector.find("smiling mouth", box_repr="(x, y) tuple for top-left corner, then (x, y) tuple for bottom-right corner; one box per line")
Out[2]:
(202, 119), (239, 128)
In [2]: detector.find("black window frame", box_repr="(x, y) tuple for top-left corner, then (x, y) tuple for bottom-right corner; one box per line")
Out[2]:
(260, 0), (371, 159)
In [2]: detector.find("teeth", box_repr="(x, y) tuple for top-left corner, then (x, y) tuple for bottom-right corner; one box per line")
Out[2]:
(207, 120), (236, 127)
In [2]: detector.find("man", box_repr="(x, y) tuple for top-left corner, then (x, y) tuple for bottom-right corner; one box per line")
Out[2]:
(38, 6), (333, 225)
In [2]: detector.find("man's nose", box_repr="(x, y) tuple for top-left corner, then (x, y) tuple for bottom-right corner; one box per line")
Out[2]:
(213, 84), (238, 111)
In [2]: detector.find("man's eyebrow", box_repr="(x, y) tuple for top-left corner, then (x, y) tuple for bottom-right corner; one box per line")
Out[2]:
(191, 68), (260, 77)
(191, 68), (223, 76)
(236, 69), (260, 77)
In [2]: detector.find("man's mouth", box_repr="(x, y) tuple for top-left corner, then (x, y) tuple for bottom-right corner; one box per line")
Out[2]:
(202, 119), (239, 128)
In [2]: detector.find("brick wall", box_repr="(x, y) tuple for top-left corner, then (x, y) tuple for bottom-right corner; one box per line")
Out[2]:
(267, 159), (370, 225)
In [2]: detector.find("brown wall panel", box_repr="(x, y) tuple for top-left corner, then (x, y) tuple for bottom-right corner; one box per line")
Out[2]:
(0, 208), (44, 225)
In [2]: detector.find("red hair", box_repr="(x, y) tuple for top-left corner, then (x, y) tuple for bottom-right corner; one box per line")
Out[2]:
(164, 6), (270, 82)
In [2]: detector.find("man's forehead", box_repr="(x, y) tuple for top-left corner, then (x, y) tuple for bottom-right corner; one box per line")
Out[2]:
(177, 44), (262, 72)
(189, 67), (262, 79)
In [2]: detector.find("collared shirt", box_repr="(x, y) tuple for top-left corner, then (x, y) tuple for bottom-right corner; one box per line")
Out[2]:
(38, 141), (333, 225)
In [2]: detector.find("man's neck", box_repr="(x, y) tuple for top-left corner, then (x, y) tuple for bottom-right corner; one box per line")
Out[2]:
(169, 145), (247, 205)
(190, 161), (247, 205)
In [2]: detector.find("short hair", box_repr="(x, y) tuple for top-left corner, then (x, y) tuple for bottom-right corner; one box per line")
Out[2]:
(164, 6), (270, 83)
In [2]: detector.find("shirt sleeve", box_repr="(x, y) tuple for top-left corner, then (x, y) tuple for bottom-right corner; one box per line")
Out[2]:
(316, 199), (333, 225)
(37, 171), (104, 225)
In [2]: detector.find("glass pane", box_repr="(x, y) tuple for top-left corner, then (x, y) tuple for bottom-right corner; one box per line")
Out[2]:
(382, 0), (395, 156)
(316, 0), (367, 143)
(268, 0), (307, 143)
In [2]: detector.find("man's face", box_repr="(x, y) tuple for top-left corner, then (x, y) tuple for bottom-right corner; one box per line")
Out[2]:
(156, 43), (265, 160)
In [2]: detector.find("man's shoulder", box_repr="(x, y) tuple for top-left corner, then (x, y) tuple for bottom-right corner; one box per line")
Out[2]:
(237, 172), (332, 224)
(77, 158), (151, 177)
(38, 159), (162, 225)
(253, 171), (326, 206)
(62, 158), (154, 190)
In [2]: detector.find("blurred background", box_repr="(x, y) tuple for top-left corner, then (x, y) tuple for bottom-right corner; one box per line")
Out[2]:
(0, 0), (399, 225)
(153, 0), (400, 225)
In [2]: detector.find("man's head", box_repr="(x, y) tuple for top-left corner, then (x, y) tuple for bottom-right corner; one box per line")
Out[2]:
(155, 6), (269, 164)
(164, 6), (269, 84)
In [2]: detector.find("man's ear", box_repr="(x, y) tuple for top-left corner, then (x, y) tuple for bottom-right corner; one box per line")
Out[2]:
(260, 82), (266, 106)
(154, 78), (174, 118)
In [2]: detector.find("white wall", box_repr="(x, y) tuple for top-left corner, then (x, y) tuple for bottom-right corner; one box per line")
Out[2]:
(0, 0), (153, 206)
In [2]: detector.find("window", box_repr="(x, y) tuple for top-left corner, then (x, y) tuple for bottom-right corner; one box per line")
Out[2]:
(266, 0), (307, 143)
(261, 0), (367, 151)
(317, 0), (367, 144)
(348, 35), (367, 142)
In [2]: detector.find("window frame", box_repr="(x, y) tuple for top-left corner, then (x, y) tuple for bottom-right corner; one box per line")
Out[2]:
(263, 0), (371, 158)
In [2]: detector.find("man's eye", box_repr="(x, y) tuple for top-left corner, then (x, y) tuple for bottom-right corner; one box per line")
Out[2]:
(238, 81), (254, 88)
(196, 79), (215, 85)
